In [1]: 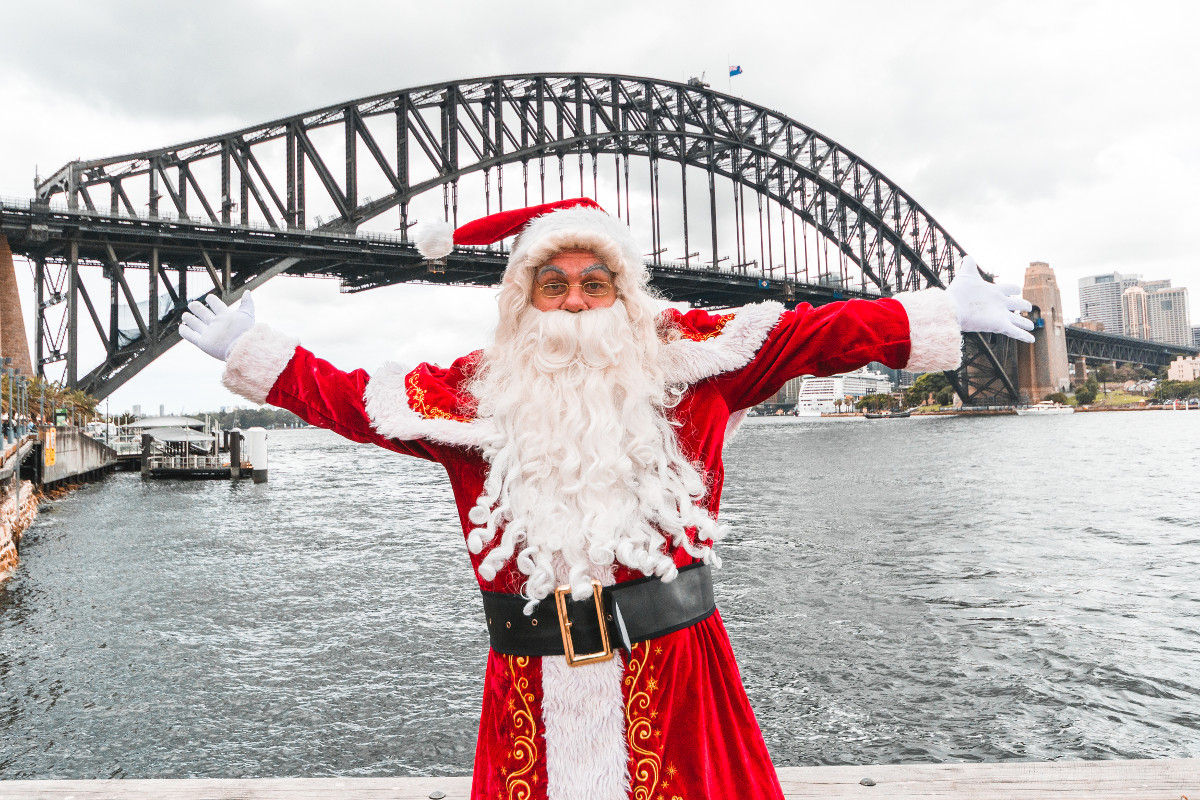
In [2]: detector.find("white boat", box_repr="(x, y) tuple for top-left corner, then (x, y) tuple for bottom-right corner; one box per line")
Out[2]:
(1016, 401), (1075, 416)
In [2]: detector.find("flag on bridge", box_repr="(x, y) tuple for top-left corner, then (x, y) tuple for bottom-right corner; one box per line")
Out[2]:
(729, 65), (743, 77)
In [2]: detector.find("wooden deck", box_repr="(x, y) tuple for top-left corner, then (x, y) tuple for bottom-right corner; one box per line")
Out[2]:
(1, 759), (1195, 799)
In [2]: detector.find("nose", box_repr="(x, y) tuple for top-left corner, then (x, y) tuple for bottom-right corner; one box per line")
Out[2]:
(560, 286), (589, 312)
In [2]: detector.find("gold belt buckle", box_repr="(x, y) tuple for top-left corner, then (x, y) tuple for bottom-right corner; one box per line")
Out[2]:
(554, 580), (614, 668)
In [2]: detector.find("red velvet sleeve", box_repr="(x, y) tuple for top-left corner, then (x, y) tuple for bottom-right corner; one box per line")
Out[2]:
(710, 297), (912, 412)
(264, 346), (443, 462)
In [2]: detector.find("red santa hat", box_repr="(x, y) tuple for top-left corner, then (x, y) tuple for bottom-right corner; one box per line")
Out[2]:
(415, 198), (647, 288)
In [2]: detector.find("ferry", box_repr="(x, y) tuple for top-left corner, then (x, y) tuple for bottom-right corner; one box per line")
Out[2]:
(1015, 401), (1075, 416)
(864, 408), (912, 419)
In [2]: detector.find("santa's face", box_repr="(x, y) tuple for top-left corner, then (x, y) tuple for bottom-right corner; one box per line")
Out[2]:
(529, 249), (617, 313)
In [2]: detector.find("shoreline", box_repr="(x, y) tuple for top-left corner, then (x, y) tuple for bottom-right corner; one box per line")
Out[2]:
(752, 403), (1199, 419)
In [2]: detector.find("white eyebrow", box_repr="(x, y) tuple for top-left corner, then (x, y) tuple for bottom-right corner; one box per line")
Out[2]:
(536, 265), (568, 280)
(535, 264), (612, 280)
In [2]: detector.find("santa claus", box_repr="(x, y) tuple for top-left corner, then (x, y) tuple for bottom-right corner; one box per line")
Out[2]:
(181, 197), (1033, 800)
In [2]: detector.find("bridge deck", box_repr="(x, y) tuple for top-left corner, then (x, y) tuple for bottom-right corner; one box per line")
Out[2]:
(2, 759), (1195, 799)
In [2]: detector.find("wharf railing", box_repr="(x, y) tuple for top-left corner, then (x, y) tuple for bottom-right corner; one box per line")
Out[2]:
(146, 454), (228, 471)
(0, 360), (95, 443)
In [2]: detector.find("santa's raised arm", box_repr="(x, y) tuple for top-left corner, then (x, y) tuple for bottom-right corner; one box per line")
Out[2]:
(180, 198), (1032, 800)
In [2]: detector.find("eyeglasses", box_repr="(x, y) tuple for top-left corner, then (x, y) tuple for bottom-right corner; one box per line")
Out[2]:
(536, 280), (614, 299)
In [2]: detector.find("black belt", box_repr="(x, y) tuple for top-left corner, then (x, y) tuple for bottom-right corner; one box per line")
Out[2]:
(481, 563), (715, 666)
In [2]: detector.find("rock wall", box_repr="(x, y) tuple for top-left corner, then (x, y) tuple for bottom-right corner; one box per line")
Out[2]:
(0, 480), (38, 579)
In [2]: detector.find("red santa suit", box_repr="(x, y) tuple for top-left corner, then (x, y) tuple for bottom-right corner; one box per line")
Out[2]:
(220, 283), (963, 800)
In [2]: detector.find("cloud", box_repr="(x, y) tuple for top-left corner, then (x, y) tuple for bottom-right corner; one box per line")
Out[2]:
(3, 0), (1199, 412)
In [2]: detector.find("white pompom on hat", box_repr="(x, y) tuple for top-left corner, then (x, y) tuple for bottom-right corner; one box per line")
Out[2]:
(414, 219), (455, 260)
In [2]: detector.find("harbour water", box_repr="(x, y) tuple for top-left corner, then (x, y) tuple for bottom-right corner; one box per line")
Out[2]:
(2, 411), (1198, 778)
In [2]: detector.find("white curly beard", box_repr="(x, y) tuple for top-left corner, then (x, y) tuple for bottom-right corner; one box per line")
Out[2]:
(466, 302), (723, 612)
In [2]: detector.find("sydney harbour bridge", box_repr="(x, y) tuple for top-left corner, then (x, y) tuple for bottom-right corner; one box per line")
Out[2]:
(0, 73), (1191, 403)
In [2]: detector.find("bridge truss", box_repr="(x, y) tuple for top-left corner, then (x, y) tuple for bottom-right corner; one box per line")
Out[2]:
(1065, 325), (1198, 369)
(5, 73), (1011, 401)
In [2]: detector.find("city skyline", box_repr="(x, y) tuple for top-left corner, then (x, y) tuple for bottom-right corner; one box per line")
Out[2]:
(1077, 270), (1193, 347)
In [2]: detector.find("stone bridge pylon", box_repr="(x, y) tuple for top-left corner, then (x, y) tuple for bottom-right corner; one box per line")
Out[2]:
(0, 236), (33, 376)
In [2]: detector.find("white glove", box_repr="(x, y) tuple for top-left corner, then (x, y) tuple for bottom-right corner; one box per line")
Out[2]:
(179, 293), (256, 361)
(947, 257), (1036, 343)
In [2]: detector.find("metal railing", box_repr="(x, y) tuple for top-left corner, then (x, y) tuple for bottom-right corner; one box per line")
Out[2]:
(146, 454), (229, 470)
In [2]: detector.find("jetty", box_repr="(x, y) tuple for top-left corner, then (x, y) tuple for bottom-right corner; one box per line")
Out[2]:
(0, 759), (1194, 799)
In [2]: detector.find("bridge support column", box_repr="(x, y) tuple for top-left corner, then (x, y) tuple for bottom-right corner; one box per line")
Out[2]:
(67, 241), (78, 387)
(1073, 356), (1088, 386)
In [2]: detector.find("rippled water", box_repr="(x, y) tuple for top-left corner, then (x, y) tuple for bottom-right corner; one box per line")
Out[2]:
(2, 411), (1198, 778)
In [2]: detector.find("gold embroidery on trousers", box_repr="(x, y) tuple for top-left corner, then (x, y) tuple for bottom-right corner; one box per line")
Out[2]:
(504, 655), (538, 800)
(624, 642), (666, 800)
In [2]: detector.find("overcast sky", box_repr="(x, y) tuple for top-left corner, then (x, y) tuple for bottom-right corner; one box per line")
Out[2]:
(1, 0), (1196, 414)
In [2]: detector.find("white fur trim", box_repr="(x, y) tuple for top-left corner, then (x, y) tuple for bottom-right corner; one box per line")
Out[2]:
(660, 301), (787, 386)
(221, 323), (300, 405)
(896, 289), (964, 372)
(507, 206), (645, 287)
(724, 408), (750, 444)
(541, 655), (629, 800)
(362, 361), (491, 449)
(415, 219), (455, 260)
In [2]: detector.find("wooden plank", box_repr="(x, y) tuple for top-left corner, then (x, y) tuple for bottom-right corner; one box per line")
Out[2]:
(775, 759), (1199, 799)
(0, 776), (473, 800)
(0, 759), (1195, 800)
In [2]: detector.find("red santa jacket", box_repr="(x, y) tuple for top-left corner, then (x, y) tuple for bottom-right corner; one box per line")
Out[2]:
(220, 292), (962, 800)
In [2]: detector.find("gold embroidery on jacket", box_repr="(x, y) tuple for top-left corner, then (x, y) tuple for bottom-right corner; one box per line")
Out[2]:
(405, 370), (473, 422)
(678, 312), (734, 342)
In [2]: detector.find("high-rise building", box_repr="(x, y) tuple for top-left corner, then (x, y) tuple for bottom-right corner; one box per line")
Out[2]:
(1081, 271), (1193, 347)
(1122, 286), (1151, 339)
(1078, 272), (1140, 333)
(1193, 325), (1200, 348)
(1145, 286), (1192, 347)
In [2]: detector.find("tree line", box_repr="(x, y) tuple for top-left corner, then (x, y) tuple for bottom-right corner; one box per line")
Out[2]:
(108, 407), (307, 428)
(207, 408), (306, 429)
(1, 374), (100, 423)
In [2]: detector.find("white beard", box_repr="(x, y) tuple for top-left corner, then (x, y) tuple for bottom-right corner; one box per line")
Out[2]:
(466, 302), (723, 612)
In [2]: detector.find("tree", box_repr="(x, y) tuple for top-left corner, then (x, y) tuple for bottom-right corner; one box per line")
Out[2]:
(2, 374), (101, 425)
(1074, 385), (1097, 405)
(903, 372), (952, 407)
(1046, 392), (1070, 405)
(856, 393), (895, 412)
(1095, 364), (1117, 400)
(1157, 379), (1200, 401)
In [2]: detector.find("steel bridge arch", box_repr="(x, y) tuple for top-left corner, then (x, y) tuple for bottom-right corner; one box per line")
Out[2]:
(37, 73), (965, 292)
(22, 73), (1014, 401)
